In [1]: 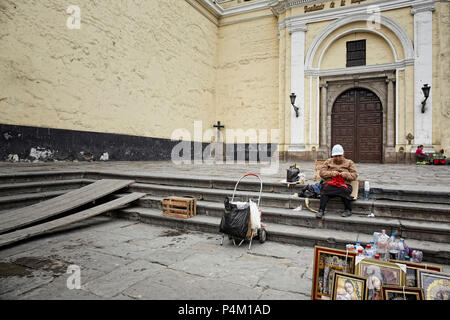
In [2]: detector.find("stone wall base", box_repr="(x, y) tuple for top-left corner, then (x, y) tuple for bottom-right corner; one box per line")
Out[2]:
(280, 150), (418, 164)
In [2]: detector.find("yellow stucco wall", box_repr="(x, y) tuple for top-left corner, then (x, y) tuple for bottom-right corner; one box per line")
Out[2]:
(435, 1), (450, 152)
(0, 0), (218, 141)
(216, 15), (279, 143)
(1, 0), (448, 152)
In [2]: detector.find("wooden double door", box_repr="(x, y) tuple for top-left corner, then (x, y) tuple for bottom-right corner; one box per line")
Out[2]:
(331, 88), (383, 163)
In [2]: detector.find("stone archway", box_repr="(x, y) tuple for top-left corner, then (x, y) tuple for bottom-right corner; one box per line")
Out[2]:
(319, 71), (396, 163)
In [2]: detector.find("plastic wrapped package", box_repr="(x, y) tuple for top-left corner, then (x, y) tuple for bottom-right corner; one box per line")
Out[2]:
(249, 199), (261, 230)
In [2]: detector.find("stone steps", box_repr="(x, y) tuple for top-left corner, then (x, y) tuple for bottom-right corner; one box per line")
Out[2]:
(110, 206), (450, 265)
(0, 190), (69, 211)
(2, 170), (448, 204)
(0, 179), (93, 197)
(134, 195), (450, 243)
(127, 183), (450, 223)
(2, 178), (448, 223)
(0, 171), (84, 184)
(370, 184), (450, 205)
(0, 171), (449, 265)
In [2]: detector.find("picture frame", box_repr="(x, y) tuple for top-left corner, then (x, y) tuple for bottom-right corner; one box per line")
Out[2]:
(311, 246), (357, 300)
(331, 271), (368, 300)
(389, 259), (442, 287)
(355, 258), (406, 300)
(381, 285), (424, 300)
(417, 270), (450, 300)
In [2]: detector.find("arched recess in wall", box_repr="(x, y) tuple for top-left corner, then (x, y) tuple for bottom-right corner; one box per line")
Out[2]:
(318, 28), (397, 70)
(305, 13), (414, 71)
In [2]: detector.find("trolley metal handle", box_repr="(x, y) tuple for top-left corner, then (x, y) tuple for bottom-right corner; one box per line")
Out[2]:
(231, 173), (263, 207)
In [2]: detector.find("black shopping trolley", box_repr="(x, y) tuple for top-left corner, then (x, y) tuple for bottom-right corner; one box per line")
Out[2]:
(219, 173), (267, 250)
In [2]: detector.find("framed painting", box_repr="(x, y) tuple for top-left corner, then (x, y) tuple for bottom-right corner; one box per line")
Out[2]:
(331, 271), (368, 300)
(417, 270), (450, 300)
(311, 246), (357, 300)
(356, 258), (406, 300)
(389, 259), (442, 287)
(381, 285), (424, 300)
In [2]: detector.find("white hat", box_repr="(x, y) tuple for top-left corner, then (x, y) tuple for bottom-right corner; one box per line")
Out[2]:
(331, 144), (344, 156)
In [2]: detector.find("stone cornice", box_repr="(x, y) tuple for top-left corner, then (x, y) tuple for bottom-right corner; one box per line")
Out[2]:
(305, 60), (415, 77)
(411, 1), (436, 14)
(190, 0), (443, 22)
(194, 0), (273, 18)
(286, 20), (308, 33)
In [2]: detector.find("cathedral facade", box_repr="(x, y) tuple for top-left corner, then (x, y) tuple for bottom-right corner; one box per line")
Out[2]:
(1, 0), (449, 163)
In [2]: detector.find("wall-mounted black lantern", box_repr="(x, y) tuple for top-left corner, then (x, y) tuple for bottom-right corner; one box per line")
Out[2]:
(406, 133), (414, 145)
(421, 84), (430, 113)
(290, 93), (300, 118)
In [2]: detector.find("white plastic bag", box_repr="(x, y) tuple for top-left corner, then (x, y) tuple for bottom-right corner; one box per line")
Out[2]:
(231, 201), (248, 209)
(249, 199), (261, 230)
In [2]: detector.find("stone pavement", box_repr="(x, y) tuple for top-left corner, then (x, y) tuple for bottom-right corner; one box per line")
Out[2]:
(0, 215), (449, 300)
(0, 160), (449, 300)
(1, 160), (450, 189)
(0, 216), (318, 300)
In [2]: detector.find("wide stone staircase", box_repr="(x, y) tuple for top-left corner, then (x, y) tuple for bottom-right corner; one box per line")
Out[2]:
(0, 170), (449, 264)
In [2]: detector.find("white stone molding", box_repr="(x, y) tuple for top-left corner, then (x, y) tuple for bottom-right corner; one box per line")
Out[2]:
(305, 61), (413, 77)
(287, 20), (308, 34)
(316, 76), (320, 146)
(196, 0), (444, 19)
(289, 27), (307, 151)
(221, 0), (273, 18)
(411, 1), (436, 15)
(317, 27), (400, 70)
(304, 13), (414, 71)
(412, 2), (434, 146)
(395, 68), (403, 145)
(271, 0), (440, 17)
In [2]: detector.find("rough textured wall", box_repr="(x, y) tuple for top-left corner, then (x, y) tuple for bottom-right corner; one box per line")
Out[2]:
(216, 15), (279, 143)
(0, 0), (217, 140)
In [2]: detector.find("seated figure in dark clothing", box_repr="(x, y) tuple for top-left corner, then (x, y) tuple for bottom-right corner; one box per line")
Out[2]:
(317, 144), (358, 219)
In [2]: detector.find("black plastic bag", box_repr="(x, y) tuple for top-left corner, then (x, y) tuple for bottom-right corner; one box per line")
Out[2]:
(287, 164), (300, 182)
(298, 181), (323, 198)
(220, 197), (250, 239)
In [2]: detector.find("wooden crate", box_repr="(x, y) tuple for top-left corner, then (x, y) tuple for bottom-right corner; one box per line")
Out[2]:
(314, 160), (326, 181)
(162, 196), (196, 219)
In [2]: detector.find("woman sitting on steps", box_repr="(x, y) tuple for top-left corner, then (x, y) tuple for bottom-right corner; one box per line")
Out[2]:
(317, 144), (358, 219)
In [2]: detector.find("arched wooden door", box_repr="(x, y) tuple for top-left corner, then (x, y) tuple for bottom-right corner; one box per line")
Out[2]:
(331, 88), (383, 163)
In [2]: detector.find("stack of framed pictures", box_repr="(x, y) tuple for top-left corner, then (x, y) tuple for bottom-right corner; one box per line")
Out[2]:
(312, 246), (449, 300)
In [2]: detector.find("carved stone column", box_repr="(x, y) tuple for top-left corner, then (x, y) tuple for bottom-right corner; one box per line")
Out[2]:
(319, 82), (328, 158)
(288, 22), (307, 152)
(385, 77), (396, 163)
(386, 78), (395, 147)
(412, 2), (435, 152)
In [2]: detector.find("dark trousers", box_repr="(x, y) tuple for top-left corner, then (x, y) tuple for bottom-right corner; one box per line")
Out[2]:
(319, 194), (352, 212)
(416, 154), (428, 162)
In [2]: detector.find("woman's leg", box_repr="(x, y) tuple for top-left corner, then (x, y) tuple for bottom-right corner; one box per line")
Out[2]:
(319, 194), (329, 212)
(341, 197), (352, 211)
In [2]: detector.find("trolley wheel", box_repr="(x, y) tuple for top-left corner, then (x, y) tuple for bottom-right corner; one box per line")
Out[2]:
(259, 228), (267, 243)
